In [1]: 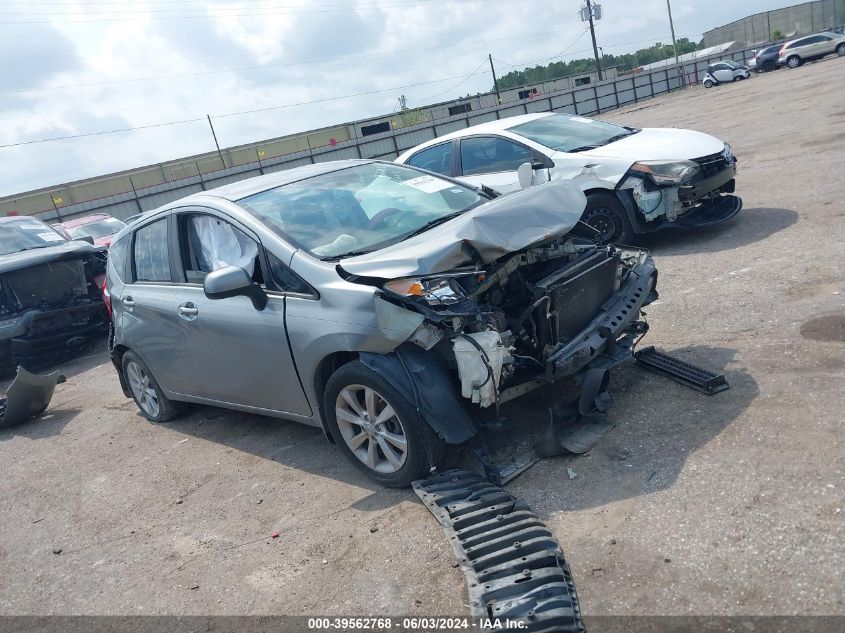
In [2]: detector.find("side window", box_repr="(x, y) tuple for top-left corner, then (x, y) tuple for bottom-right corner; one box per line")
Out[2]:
(407, 142), (453, 176)
(108, 233), (129, 283)
(460, 136), (533, 176)
(133, 219), (171, 282)
(266, 251), (312, 295)
(179, 213), (263, 285)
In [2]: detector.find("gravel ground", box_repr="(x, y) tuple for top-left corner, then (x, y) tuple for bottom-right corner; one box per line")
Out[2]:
(0, 58), (843, 618)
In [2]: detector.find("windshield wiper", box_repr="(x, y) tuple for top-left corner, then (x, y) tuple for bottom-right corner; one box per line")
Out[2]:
(568, 145), (600, 153)
(602, 129), (640, 145)
(17, 244), (58, 252)
(400, 211), (466, 242)
(322, 249), (373, 261)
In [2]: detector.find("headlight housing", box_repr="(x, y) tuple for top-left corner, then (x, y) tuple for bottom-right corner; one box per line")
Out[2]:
(383, 277), (465, 306)
(722, 142), (735, 162)
(630, 160), (700, 185)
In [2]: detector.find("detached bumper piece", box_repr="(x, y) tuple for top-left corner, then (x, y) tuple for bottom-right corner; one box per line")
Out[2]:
(674, 194), (743, 229)
(0, 367), (65, 428)
(413, 470), (584, 633)
(634, 346), (729, 395)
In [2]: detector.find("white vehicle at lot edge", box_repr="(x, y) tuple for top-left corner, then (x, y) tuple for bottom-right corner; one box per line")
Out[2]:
(396, 112), (742, 244)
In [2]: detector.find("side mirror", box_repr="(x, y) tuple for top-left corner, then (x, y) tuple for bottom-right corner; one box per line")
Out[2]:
(517, 162), (533, 189)
(203, 265), (267, 311)
(74, 235), (95, 245)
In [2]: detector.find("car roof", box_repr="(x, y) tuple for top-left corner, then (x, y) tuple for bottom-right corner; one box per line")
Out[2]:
(158, 159), (376, 208)
(0, 215), (49, 225)
(783, 31), (843, 46)
(60, 213), (113, 228)
(396, 112), (554, 159)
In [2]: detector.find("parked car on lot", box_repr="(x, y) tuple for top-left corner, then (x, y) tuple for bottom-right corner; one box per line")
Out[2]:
(778, 31), (845, 67)
(395, 112), (741, 244)
(748, 44), (783, 72)
(702, 60), (752, 87)
(106, 160), (658, 486)
(59, 213), (126, 248)
(0, 216), (108, 374)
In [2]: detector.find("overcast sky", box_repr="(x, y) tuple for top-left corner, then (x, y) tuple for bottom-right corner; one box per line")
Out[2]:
(0, 0), (801, 196)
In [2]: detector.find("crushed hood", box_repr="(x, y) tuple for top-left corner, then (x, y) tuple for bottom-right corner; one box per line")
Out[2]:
(580, 127), (725, 161)
(0, 240), (106, 275)
(339, 180), (586, 279)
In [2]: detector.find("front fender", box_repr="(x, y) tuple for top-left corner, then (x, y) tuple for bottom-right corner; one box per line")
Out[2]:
(359, 347), (476, 445)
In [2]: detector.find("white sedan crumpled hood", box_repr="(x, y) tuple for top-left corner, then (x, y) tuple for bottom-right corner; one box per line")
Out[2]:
(581, 127), (725, 161)
(339, 181), (586, 279)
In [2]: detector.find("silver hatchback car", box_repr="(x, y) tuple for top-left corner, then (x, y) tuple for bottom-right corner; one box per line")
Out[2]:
(107, 160), (657, 486)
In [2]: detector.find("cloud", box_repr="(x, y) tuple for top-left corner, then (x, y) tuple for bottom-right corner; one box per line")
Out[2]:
(0, 0), (796, 196)
(0, 23), (82, 91)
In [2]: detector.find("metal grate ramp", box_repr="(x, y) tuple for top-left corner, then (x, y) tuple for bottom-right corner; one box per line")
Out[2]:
(634, 346), (729, 395)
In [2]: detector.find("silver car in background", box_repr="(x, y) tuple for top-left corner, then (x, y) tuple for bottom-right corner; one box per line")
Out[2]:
(107, 160), (657, 486)
(778, 31), (845, 67)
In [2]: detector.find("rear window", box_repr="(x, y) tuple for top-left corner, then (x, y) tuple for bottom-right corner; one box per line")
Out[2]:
(0, 218), (66, 256)
(108, 234), (130, 283)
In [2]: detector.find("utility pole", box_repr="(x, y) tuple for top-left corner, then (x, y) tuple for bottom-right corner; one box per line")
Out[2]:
(666, 0), (683, 86)
(585, 0), (603, 81)
(488, 54), (501, 104)
(206, 114), (225, 168)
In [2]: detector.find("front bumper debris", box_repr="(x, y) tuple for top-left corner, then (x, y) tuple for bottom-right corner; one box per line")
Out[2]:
(0, 366), (65, 428)
(413, 470), (584, 632)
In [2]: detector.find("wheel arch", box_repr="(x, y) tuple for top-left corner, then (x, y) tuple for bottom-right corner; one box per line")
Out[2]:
(110, 342), (133, 398)
(313, 351), (359, 443)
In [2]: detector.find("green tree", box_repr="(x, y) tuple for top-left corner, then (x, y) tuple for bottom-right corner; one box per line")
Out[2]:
(496, 38), (702, 91)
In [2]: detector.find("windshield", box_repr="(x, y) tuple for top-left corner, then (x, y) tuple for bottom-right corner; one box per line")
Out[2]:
(0, 218), (67, 256)
(237, 163), (485, 259)
(68, 217), (126, 240)
(508, 113), (636, 152)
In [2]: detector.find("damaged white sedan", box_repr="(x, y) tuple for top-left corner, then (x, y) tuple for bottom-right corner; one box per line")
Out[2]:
(107, 161), (657, 486)
(396, 112), (742, 244)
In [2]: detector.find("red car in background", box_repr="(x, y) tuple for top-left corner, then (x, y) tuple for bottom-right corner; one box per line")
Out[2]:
(59, 213), (126, 248)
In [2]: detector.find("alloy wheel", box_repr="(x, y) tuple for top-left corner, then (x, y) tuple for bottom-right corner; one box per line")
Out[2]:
(335, 385), (408, 474)
(126, 360), (161, 418)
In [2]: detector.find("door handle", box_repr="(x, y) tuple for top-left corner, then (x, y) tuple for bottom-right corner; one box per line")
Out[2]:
(122, 296), (135, 308)
(177, 303), (198, 317)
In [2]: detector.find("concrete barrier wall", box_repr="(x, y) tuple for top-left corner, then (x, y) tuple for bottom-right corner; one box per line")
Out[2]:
(3, 46), (759, 224)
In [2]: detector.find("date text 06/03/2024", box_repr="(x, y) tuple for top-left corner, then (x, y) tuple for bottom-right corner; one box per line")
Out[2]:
(306, 617), (528, 630)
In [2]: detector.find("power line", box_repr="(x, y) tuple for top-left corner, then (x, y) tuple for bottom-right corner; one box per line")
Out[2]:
(405, 59), (488, 102)
(0, 68), (495, 148)
(1, 26), (572, 96)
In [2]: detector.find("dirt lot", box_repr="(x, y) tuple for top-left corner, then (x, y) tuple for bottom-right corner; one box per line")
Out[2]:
(1, 59), (843, 618)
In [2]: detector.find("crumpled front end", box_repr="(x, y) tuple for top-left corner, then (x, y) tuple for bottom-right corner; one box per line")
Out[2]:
(0, 253), (108, 370)
(618, 145), (742, 231)
(369, 236), (658, 411)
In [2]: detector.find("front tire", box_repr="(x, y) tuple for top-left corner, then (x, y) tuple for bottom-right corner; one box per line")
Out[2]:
(323, 361), (443, 487)
(581, 192), (635, 245)
(762, 60), (776, 72)
(122, 351), (185, 423)
(837, 43), (845, 57)
(787, 55), (801, 68)
(703, 79), (714, 88)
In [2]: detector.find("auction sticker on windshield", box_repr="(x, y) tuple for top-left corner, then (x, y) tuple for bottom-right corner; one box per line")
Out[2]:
(37, 232), (64, 241)
(403, 175), (452, 194)
(571, 116), (593, 123)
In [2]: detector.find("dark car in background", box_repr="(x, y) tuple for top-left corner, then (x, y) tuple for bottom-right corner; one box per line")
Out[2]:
(0, 216), (108, 374)
(59, 213), (126, 248)
(748, 44), (783, 72)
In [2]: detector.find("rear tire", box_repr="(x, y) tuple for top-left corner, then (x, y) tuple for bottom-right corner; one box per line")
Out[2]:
(787, 55), (801, 68)
(122, 351), (186, 423)
(323, 361), (444, 488)
(581, 192), (635, 245)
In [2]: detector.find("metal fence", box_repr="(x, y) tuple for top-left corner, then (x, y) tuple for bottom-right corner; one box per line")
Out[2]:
(28, 45), (758, 224)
